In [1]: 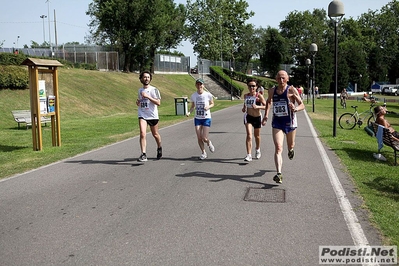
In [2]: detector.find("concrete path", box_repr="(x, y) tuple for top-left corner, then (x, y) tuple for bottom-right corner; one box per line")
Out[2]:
(0, 105), (382, 266)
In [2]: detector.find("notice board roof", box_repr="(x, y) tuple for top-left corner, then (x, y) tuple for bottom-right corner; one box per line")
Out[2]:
(21, 58), (63, 67)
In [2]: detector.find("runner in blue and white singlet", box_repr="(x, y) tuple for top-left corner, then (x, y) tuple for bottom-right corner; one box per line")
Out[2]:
(271, 85), (297, 133)
(264, 70), (305, 184)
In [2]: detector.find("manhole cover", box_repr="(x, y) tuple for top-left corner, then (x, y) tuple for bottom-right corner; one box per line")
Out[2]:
(244, 187), (286, 203)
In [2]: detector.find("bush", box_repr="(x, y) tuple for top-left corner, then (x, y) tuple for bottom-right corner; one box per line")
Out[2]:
(0, 65), (29, 90)
(0, 53), (98, 90)
(0, 52), (26, 66)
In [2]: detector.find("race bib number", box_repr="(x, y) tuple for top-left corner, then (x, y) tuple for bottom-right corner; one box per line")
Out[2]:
(140, 98), (150, 111)
(273, 101), (288, 117)
(245, 96), (256, 108)
(196, 102), (206, 118)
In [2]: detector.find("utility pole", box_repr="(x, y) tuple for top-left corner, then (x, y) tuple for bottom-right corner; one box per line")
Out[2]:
(46, 0), (52, 54)
(40, 15), (47, 44)
(54, 9), (58, 50)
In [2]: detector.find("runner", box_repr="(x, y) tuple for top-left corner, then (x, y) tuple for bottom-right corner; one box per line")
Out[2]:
(136, 71), (162, 162)
(263, 70), (305, 183)
(186, 78), (215, 160)
(242, 78), (266, 161)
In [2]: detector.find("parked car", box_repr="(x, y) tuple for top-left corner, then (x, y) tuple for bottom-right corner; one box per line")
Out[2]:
(381, 85), (398, 96)
(190, 68), (198, 74)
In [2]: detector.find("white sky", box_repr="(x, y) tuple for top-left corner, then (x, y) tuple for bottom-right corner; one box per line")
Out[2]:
(0, 0), (391, 65)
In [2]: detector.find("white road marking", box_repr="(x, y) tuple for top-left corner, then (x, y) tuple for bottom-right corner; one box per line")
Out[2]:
(304, 110), (373, 254)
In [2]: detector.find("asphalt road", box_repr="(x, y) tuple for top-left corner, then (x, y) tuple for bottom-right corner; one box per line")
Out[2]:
(0, 105), (382, 266)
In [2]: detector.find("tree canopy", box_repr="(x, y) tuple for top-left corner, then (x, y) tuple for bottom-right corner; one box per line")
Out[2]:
(185, 0), (254, 64)
(87, 0), (186, 72)
(83, 0), (399, 92)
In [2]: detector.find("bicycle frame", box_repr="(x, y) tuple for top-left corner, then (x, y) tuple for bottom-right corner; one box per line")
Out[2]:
(357, 106), (375, 124)
(338, 103), (376, 130)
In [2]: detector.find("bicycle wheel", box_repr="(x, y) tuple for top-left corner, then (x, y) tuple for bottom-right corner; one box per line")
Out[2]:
(367, 115), (375, 127)
(339, 113), (357, 129)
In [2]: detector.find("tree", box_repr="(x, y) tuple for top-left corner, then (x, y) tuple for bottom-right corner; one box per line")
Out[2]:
(30, 41), (50, 48)
(259, 27), (289, 77)
(280, 9), (328, 64)
(279, 9), (333, 93)
(87, 0), (186, 72)
(375, 0), (399, 83)
(234, 24), (257, 72)
(185, 0), (254, 65)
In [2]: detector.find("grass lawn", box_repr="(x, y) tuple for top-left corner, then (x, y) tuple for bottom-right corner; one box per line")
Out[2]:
(0, 69), (239, 178)
(306, 97), (399, 247)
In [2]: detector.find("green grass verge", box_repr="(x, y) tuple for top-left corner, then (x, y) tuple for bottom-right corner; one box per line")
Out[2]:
(0, 69), (239, 179)
(306, 97), (399, 247)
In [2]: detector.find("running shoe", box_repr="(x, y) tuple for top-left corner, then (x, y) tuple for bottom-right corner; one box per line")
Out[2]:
(208, 141), (215, 153)
(244, 154), (252, 162)
(288, 149), (295, 160)
(255, 149), (261, 159)
(273, 173), (283, 184)
(138, 154), (148, 162)
(157, 147), (162, 159)
(199, 153), (207, 160)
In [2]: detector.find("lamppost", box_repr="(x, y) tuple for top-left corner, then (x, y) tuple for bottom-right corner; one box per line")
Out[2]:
(309, 43), (318, 112)
(40, 15), (47, 44)
(328, 0), (345, 137)
(306, 58), (311, 104)
(16, 36), (20, 50)
(220, 16), (223, 68)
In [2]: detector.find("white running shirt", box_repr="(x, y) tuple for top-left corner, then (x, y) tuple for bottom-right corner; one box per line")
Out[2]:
(137, 85), (161, 119)
(190, 91), (213, 119)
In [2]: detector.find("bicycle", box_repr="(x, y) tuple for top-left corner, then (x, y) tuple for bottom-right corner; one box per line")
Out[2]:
(338, 103), (376, 130)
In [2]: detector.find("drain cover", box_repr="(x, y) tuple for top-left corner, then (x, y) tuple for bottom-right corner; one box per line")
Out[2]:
(244, 187), (286, 203)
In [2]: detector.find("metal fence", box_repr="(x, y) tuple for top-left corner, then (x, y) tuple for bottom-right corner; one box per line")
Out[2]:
(0, 47), (119, 71)
(54, 50), (119, 71)
(153, 54), (191, 73)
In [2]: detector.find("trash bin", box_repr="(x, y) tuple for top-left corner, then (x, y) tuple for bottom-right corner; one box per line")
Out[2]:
(174, 97), (188, 115)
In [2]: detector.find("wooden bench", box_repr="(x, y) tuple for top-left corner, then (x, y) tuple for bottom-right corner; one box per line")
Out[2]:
(11, 110), (51, 129)
(371, 122), (399, 165)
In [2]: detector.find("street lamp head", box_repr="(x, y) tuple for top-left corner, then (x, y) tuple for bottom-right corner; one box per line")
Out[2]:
(328, 0), (345, 21)
(305, 58), (311, 66)
(309, 43), (318, 55)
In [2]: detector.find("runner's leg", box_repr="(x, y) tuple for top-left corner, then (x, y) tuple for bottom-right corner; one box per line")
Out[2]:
(272, 128), (284, 173)
(139, 119), (148, 153)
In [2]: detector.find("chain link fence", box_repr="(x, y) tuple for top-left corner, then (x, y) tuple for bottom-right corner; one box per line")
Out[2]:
(0, 46), (119, 71)
(153, 54), (191, 73)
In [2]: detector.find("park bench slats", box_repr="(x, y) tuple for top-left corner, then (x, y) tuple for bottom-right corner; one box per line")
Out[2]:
(11, 110), (51, 129)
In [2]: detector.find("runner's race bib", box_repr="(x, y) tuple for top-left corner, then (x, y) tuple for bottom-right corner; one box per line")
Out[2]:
(196, 102), (206, 118)
(245, 96), (256, 108)
(140, 98), (150, 111)
(273, 101), (288, 117)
